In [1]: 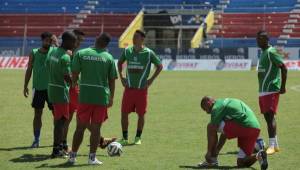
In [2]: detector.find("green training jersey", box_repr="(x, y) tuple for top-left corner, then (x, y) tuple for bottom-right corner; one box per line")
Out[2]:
(258, 46), (284, 93)
(210, 98), (260, 129)
(120, 46), (161, 89)
(46, 47), (71, 103)
(31, 47), (53, 90)
(72, 47), (118, 106)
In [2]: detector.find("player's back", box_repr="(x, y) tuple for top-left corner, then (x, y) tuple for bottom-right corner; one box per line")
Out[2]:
(46, 47), (71, 103)
(72, 47), (116, 106)
(219, 98), (260, 129)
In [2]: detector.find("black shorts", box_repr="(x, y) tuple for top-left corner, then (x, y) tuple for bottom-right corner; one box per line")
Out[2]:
(31, 89), (53, 110)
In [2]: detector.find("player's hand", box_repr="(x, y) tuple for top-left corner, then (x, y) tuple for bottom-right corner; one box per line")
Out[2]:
(23, 87), (29, 98)
(108, 98), (113, 108)
(279, 86), (286, 94)
(146, 79), (154, 88)
(121, 77), (127, 87)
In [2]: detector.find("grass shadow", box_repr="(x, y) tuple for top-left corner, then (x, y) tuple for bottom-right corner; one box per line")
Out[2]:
(10, 154), (51, 163)
(35, 162), (91, 169)
(179, 165), (257, 170)
(0, 145), (52, 151)
(218, 151), (239, 155)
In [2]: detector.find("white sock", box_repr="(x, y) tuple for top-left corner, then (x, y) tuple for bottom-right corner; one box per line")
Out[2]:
(274, 136), (279, 148)
(269, 138), (276, 147)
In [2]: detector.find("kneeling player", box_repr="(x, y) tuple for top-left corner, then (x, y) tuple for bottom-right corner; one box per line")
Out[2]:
(199, 96), (268, 170)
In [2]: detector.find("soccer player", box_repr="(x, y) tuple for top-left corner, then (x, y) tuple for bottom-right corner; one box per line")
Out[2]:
(46, 31), (77, 158)
(256, 31), (287, 155)
(118, 30), (163, 145)
(61, 29), (85, 152)
(199, 96), (268, 170)
(23, 32), (54, 148)
(68, 33), (117, 165)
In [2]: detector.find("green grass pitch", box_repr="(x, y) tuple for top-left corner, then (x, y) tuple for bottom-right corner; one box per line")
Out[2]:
(0, 70), (299, 170)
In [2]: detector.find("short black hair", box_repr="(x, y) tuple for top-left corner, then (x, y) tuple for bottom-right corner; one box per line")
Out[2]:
(40, 32), (53, 40)
(73, 29), (85, 36)
(135, 29), (146, 38)
(61, 31), (77, 42)
(257, 30), (269, 38)
(98, 32), (111, 46)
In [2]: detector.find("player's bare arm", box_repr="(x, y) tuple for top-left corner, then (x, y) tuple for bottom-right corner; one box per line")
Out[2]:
(72, 72), (79, 87)
(108, 78), (116, 107)
(206, 123), (218, 163)
(279, 64), (287, 94)
(64, 73), (72, 85)
(23, 52), (34, 98)
(216, 133), (227, 155)
(147, 64), (163, 88)
(117, 58), (127, 87)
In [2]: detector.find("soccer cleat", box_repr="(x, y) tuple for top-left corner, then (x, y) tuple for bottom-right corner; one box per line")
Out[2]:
(51, 150), (63, 158)
(67, 152), (77, 165)
(134, 137), (142, 145)
(67, 157), (76, 165)
(88, 157), (103, 165)
(197, 161), (218, 167)
(266, 147), (277, 155)
(31, 141), (39, 148)
(257, 150), (268, 170)
(274, 147), (280, 152)
(99, 137), (117, 149)
(118, 138), (129, 146)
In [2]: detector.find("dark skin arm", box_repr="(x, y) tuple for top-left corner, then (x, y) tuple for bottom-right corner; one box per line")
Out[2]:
(108, 78), (116, 107)
(23, 52), (34, 97)
(147, 64), (163, 88)
(205, 123), (218, 163)
(117, 58), (127, 87)
(64, 74), (72, 85)
(72, 72), (79, 88)
(279, 64), (287, 94)
(216, 133), (227, 156)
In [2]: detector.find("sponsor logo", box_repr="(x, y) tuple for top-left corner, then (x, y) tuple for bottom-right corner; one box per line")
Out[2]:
(0, 56), (28, 69)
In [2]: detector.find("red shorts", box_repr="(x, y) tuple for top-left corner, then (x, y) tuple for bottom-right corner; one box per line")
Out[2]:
(259, 93), (280, 114)
(53, 103), (69, 120)
(223, 121), (260, 156)
(77, 103), (108, 124)
(69, 85), (79, 114)
(121, 87), (148, 116)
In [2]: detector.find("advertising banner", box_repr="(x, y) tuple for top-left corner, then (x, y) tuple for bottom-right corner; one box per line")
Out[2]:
(0, 56), (29, 69)
(162, 59), (252, 71)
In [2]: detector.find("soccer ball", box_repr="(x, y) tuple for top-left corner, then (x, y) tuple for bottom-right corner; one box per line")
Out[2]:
(254, 138), (266, 153)
(107, 142), (123, 157)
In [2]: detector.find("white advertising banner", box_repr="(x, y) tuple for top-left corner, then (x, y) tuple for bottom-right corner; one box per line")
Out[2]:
(284, 60), (300, 70)
(0, 56), (29, 69)
(162, 59), (252, 71)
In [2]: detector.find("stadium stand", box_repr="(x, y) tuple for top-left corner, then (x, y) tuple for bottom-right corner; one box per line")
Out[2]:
(0, 0), (299, 56)
(208, 0), (300, 48)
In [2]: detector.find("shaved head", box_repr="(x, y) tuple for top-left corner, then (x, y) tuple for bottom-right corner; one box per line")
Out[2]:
(200, 96), (215, 114)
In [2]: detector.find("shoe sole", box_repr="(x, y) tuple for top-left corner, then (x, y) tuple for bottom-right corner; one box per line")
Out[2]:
(260, 151), (268, 170)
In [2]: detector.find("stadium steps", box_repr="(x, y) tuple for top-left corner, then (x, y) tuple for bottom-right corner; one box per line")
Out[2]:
(66, 0), (98, 30)
(78, 13), (135, 37)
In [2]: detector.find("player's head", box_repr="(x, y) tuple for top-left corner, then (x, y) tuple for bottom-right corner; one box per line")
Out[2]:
(256, 30), (269, 49)
(40, 32), (53, 49)
(51, 34), (59, 47)
(133, 29), (146, 47)
(200, 96), (215, 114)
(95, 32), (111, 49)
(73, 29), (85, 49)
(61, 31), (77, 50)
